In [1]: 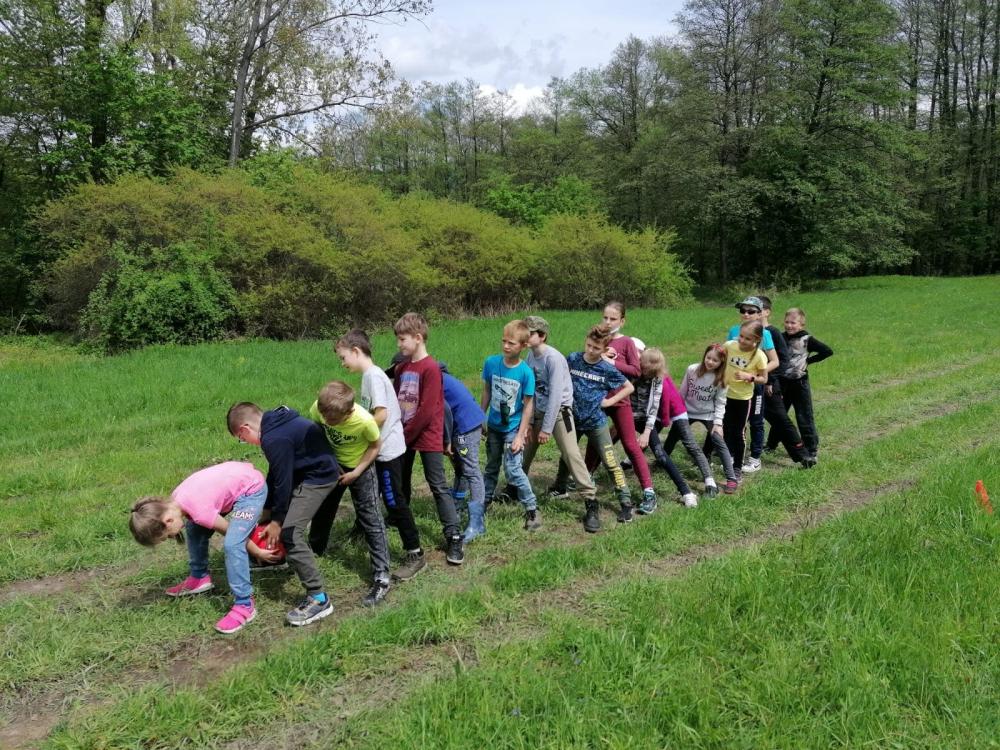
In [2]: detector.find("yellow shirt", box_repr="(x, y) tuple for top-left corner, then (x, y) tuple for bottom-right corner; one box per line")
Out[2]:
(309, 402), (380, 468)
(723, 341), (767, 400)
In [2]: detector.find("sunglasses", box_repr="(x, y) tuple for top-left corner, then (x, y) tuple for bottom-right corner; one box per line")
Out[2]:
(739, 307), (760, 315)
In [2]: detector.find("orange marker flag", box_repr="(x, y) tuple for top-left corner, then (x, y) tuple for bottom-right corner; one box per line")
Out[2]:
(975, 481), (993, 515)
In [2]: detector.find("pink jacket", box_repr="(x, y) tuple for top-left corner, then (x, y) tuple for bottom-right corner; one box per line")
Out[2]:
(658, 376), (688, 423)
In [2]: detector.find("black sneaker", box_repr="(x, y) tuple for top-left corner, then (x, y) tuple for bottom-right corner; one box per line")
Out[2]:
(362, 580), (390, 607)
(800, 456), (817, 469)
(583, 501), (601, 533)
(492, 486), (515, 504)
(524, 509), (541, 531)
(445, 535), (465, 565)
(617, 503), (635, 523)
(392, 550), (426, 581)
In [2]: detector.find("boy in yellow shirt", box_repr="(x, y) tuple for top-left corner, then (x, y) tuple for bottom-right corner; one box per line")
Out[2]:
(308, 381), (392, 607)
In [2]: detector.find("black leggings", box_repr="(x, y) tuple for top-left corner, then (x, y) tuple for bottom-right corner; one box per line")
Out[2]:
(723, 398), (752, 472)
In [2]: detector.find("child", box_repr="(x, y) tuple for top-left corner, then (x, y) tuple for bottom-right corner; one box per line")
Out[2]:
(481, 319), (540, 531)
(585, 302), (657, 509)
(519, 315), (598, 510)
(438, 364), (487, 543)
(336, 330), (426, 581)
(727, 297), (780, 473)
(774, 307), (833, 461)
(308, 381), (392, 607)
(722, 322), (769, 478)
(757, 296), (814, 468)
(227, 403), (340, 626)
(552, 323), (635, 531)
(392, 312), (464, 565)
(630, 347), (699, 510)
(676, 344), (739, 494)
(128, 462), (271, 634)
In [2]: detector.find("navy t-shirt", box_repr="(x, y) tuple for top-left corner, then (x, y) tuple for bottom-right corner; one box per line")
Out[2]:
(566, 352), (626, 431)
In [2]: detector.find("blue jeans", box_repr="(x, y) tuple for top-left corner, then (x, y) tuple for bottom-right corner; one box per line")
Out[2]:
(484, 427), (537, 511)
(450, 426), (486, 508)
(186, 485), (267, 605)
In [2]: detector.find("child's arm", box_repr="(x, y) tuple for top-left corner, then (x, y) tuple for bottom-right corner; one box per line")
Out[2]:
(339, 438), (382, 485)
(261, 438), (295, 544)
(764, 347), (779, 374)
(806, 335), (833, 366)
(512, 395), (533, 453)
(601, 379), (634, 408)
(371, 406), (388, 428)
(611, 339), (642, 378)
(638, 379), (662, 448)
(712, 385), (727, 433)
(246, 538), (281, 564)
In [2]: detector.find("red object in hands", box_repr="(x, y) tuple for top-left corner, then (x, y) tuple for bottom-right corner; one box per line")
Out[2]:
(975, 481), (993, 515)
(250, 523), (287, 560)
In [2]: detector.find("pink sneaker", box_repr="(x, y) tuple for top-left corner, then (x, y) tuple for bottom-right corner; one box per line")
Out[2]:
(215, 601), (256, 634)
(165, 575), (213, 597)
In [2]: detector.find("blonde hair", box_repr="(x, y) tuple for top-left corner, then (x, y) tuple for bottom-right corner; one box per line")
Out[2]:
(129, 497), (182, 546)
(227, 402), (261, 436)
(640, 347), (668, 378)
(503, 319), (530, 345)
(785, 307), (806, 323)
(317, 381), (355, 424)
(394, 312), (429, 341)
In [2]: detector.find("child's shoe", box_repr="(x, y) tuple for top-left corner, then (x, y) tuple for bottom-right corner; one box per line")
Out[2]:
(637, 489), (658, 515)
(742, 457), (762, 473)
(620, 457), (633, 471)
(583, 501), (602, 533)
(681, 492), (699, 508)
(723, 479), (739, 495)
(362, 580), (390, 607)
(214, 600), (256, 634)
(800, 455), (817, 469)
(286, 594), (334, 626)
(523, 508), (542, 531)
(166, 575), (213, 597)
(392, 549), (426, 581)
(617, 502), (635, 523)
(547, 485), (570, 500)
(704, 478), (719, 498)
(446, 534), (465, 565)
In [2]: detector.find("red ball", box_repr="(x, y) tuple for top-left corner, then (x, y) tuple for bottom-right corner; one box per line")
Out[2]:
(249, 523), (286, 561)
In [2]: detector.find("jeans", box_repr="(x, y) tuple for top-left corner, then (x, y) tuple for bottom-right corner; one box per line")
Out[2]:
(450, 426), (486, 509)
(484, 427), (537, 511)
(660, 417), (713, 481)
(186, 484), (267, 605)
(308, 464), (391, 584)
(556, 422), (630, 503)
(375, 455), (422, 552)
(403, 449), (461, 538)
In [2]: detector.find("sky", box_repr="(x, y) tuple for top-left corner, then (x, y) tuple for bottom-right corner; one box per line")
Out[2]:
(377, 0), (686, 110)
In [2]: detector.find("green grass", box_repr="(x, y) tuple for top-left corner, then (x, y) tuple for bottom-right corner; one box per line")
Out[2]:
(0, 275), (998, 748)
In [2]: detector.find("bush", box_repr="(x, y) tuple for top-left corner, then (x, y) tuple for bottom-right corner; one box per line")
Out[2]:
(80, 243), (236, 353)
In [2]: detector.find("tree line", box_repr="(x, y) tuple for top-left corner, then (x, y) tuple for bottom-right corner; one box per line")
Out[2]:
(2, 0), (998, 330)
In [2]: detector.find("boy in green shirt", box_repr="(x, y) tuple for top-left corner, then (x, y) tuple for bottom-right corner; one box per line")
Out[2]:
(308, 380), (392, 607)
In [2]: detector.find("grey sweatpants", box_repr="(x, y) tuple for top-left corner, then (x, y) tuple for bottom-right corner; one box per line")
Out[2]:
(280, 479), (337, 597)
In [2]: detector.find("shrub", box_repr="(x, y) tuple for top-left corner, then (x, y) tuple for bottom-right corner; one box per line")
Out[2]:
(80, 242), (236, 353)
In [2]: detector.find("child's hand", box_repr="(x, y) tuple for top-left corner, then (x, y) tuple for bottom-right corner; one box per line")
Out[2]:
(638, 431), (650, 449)
(537, 431), (551, 444)
(252, 546), (282, 565)
(339, 468), (361, 486)
(262, 521), (281, 546)
(511, 434), (525, 454)
(443, 443), (454, 457)
(712, 425), (724, 438)
(604, 347), (618, 360)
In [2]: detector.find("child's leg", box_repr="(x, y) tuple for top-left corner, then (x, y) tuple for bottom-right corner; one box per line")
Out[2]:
(648, 425), (692, 495)
(281, 480), (338, 597)
(520, 418), (541, 474)
(401, 448), (416, 504)
(590, 425), (631, 504)
(185, 519), (213, 579)
(697, 419), (738, 483)
(308, 484), (347, 556)
(672, 418), (714, 481)
(500, 431), (537, 511)
(375, 455), (422, 552)
(662, 421), (681, 455)
(349, 465), (391, 584)
(222, 485), (267, 605)
(723, 398), (752, 474)
(762, 385), (807, 462)
(419, 451), (461, 539)
(609, 403), (653, 489)
(454, 426), (486, 510)
(483, 428), (505, 501)
(553, 409), (597, 500)
(793, 378), (819, 456)
(748, 383), (765, 460)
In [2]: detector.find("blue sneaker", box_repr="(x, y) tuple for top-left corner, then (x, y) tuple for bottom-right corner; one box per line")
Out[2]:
(286, 595), (333, 627)
(637, 489), (657, 515)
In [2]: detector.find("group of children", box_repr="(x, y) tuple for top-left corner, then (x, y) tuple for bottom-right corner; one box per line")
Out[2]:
(128, 297), (832, 634)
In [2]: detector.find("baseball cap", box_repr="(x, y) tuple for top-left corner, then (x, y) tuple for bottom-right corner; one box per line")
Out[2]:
(735, 296), (763, 311)
(523, 315), (550, 336)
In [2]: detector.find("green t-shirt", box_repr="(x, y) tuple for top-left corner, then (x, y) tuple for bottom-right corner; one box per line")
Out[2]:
(308, 402), (380, 468)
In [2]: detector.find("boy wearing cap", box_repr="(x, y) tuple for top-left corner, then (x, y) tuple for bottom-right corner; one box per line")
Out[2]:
(727, 296), (779, 475)
(518, 316), (598, 516)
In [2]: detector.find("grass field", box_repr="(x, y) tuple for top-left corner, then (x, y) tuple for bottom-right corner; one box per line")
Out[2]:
(1, 275), (998, 748)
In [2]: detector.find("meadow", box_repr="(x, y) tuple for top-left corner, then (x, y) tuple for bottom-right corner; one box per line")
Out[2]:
(1, 275), (998, 748)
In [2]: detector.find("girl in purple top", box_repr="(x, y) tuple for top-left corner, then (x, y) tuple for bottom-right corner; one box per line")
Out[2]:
(128, 462), (274, 634)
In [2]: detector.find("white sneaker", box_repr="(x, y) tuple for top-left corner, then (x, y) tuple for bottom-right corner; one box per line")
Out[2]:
(682, 493), (698, 508)
(742, 457), (762, 473)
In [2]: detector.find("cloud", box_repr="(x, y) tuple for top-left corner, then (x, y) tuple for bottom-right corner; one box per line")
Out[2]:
(478, 83), (546, 114)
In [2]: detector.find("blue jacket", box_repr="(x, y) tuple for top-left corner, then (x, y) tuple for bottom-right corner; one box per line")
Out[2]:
(261, 406), (340, 524)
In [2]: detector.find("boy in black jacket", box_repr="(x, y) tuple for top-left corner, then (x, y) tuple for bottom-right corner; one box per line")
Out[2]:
(227, 402), (340, 626)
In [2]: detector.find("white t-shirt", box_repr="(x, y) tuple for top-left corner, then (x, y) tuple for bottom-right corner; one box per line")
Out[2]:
(361, 366), (406, 461)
